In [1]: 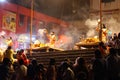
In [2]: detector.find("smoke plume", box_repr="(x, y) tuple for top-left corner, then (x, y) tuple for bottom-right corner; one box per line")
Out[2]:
(85, 17), (120, 38)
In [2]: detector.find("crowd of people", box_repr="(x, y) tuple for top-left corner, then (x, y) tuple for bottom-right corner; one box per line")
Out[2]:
(0, 32), (120, 80)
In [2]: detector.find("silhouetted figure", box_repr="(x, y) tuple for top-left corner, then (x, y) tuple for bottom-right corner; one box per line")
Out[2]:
(92, 49), (107, 80)
(38, 63), (47, 80)
(106, 48), (120, 80)
(114, 32), (120, 55)
(98, 41), (107, 57)
(56, 63), (64, 80)
(73, 57), (88, 80)
(16, 59), (27, 80)
(0, 58), (12, 80)
(47, 32), (56, 47)
(16, 49), (29, 66)
(6, 37), (13, 47)
(4, 46), (15, 64)
(61, 62), (75, 80)
(27, 58), (38, 80)
(113, 33), (117, 41)
(46, 58), (57, 80)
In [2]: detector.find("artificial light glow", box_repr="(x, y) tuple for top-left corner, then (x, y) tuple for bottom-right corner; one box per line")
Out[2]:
(0, 0), (5, 2)
(0, 31), (6, 36)
(94, 36), (98, 39)
(32, 37), (36, 41)
(98, 19), (100, 22)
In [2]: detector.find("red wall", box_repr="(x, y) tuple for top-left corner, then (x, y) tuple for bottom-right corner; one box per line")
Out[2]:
(0, 1), (69, 35)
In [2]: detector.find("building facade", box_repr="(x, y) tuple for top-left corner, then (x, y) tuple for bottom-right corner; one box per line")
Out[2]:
(0, 1), (69, 50)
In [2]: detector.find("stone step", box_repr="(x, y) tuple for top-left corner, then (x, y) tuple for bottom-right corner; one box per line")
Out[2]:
(27, 49), (95, 68)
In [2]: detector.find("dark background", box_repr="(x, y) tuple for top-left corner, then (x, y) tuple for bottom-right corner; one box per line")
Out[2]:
(7, 0), (90, 21)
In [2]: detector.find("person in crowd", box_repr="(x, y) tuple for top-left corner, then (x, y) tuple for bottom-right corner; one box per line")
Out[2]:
(38, 63), (47, 80)
(96, 24), (108, 42)
(112, 33), (117, 41)
(64, 58), (73, 70)
(32, 63), (47, 80)
(0, 48), (4, 63)
(6, 37), (13, 47)
(114, 32), (120, 55)
(61, 62), (75, 80)
(15, 59), (27, 80)
(117, 32), (120, 40)
(56, 58), (73, 80)
(0, 58), (14, 80)
(98, 41), (107, 57)
(16, 50), (20, 59)
(56, 63), (64, 80)
(92, 49), (107, 80)
(16, 49), (29, 66)
(73, 57), (88, 80)
(46, 58), (57, 80)
(106, 47), (120, 80)
(101, 25), (108, 42)
(117, 32), (120, 55)
(4, 46), (16, 64)
(47, 32), (57, 47)
(27, 58), (38, 80)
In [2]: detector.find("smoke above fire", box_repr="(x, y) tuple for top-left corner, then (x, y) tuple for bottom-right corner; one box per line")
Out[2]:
(85, 17), (120, 38)
(37, 23), (82, 50)
(85, 19), (98, 37)
(14, 0), (120, 50)
(49, 16), (119, 51)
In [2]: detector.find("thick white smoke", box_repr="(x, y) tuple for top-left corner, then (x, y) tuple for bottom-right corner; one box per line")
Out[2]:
(85, 19), (98, 37)
(36, 17), (120, 50)
(106, 17), (120, 34)
(47, 24), (81, 50)
(85, 17), (120, 38)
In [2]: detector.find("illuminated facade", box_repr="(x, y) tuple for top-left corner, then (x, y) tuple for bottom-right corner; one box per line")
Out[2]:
(0, 1), (68, 35)
(0, 1), (69, 50)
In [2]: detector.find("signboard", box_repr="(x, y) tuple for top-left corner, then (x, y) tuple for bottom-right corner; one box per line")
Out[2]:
(2, 11), (16, 32)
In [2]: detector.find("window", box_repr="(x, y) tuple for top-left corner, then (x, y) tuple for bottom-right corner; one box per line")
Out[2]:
(19, 14), (25, 27)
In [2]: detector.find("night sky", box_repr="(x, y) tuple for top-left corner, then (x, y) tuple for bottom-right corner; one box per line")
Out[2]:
(7, 0), (90, 21)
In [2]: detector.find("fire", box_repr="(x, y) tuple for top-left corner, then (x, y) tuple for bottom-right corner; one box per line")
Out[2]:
(58, 35), (72, 43)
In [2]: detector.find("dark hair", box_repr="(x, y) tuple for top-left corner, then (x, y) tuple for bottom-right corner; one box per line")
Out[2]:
(95, 49), (102, 58)
(77, 71), (87, 80)
(50, 32), (54, 35)
(102, 24), (106, 29)
(32, 58), (37, 65)
(7, 46), (12, 49)
(61, 62), (69, 69)
(49, 58), (55, 65)
(118, 32), (120, 39)
(109, 47), (116, 55)
(10, 37), (12, 39)
(113, 33), (118, 40)
(20, 49), (24, 53)
(18, 59), (24, 65)
(99, 41), (106, 49)
(77, 57), (85, 65)
(3, 58), (11, 65)
(99, 41), (104, 46)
